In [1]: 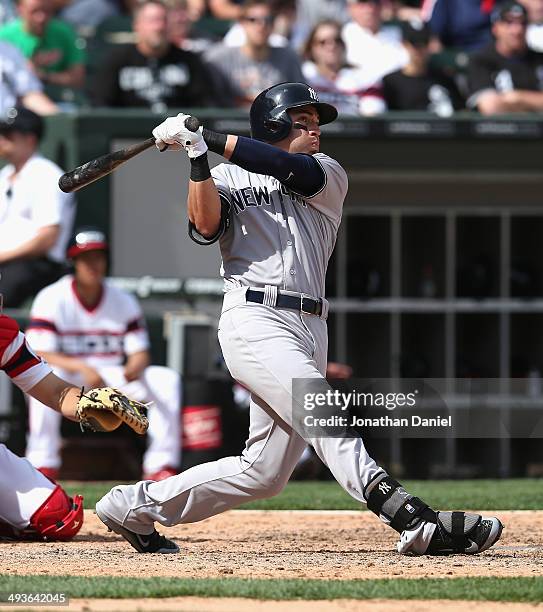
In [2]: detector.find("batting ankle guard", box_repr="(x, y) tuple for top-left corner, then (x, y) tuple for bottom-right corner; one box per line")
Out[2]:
(364, 473), (436, 533)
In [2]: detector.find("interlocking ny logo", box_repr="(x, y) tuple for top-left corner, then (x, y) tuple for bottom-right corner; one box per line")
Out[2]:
(308, 87), (319, 101)
(378, 481), (392, 494)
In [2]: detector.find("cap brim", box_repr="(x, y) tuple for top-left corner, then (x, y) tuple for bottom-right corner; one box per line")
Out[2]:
(67, 242), (108, 258)
(286, 100), (338, 125)
(315, 102), (339, 125)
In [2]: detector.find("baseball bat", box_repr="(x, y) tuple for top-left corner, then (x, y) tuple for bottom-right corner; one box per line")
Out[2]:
(58, 116), (201, 193)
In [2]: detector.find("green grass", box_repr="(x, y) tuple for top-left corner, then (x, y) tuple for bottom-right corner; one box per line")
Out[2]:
(0, 576), (541, 602)
(66, 479), (543, 511)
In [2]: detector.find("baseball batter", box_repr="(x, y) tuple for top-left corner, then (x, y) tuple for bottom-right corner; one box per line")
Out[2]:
(0, 313), (83, 540)
(25, 228), (181, 481)
(96, 82), (503, 556)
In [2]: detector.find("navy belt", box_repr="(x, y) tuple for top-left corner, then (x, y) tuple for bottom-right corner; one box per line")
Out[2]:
(246, 289), (323, 316)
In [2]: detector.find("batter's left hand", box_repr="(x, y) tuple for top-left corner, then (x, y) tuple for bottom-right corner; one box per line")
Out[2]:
(152, 113), (208, 158)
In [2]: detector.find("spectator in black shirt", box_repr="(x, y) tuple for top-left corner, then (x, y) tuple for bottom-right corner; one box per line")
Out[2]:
(383, 20), (464, 116)
(91, 0), (210, 111)
(467, 1), (543, 113)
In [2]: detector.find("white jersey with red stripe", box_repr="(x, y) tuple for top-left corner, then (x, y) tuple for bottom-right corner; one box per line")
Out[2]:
(0, 315), (51, 393)
(26, 275), (149, 370)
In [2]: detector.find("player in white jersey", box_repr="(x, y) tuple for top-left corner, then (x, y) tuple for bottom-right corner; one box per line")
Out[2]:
(95, 82), (503, 556)
(25, 228), (181, 482)
(0, 313), (83, 541)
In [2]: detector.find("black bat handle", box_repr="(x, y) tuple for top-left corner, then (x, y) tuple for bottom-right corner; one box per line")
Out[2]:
(184, 116), (200, 132)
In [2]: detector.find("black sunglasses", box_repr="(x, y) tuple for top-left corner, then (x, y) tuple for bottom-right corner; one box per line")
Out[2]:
(243, 15), (274, 25)
(314, 36), (343, 46)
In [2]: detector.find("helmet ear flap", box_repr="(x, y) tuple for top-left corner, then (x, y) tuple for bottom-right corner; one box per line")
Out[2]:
(262, 117), (291, 142)
(263, 118), (283, 135)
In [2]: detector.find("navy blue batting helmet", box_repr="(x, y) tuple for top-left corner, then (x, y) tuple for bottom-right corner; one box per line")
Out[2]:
(249, 82), (338, 142)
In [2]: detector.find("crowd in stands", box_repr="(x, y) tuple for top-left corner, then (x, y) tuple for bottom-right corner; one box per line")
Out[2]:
(1, 0), (543, 119)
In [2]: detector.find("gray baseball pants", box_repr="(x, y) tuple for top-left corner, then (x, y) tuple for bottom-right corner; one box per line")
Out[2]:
(97, 288), (435, 553)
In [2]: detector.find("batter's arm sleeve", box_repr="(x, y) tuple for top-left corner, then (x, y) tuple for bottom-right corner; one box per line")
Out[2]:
(230, 136), (325, 197)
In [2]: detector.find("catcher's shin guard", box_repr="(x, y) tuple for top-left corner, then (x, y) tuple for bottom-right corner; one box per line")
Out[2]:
(364, 472), (436, 533)
(0, 485), (83, 541)
(28, 485), (83, 541)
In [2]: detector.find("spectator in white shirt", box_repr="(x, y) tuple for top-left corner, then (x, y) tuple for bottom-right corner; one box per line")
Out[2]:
(342, 0), (408, 84)
(0, 107), (74, 306)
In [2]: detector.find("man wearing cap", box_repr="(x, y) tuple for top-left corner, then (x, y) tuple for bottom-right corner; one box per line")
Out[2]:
(25, 227), (182, 482)
(467, 0), (543, 113)
(383, 20), (464, 115)
(0, 106), (74, 307)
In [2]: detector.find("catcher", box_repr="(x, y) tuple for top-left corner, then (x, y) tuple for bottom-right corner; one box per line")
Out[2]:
(0, 312), (148, 541)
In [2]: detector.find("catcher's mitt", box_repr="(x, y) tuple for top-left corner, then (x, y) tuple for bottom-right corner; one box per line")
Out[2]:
(76, 387), (149, 434)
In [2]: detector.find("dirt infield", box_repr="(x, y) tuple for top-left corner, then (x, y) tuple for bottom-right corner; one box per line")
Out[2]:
(1, 510), (541, 580)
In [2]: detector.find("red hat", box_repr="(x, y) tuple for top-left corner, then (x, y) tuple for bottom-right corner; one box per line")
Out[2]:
(67, 227), (108, 259)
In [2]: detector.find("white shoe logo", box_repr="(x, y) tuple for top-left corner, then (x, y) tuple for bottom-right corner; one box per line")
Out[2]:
(378, 482), (392, 494)
(465, 541), (479, 553)
(136, 534), (150, 548)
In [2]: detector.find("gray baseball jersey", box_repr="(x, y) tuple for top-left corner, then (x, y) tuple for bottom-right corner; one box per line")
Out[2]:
(212, 153), (348, 297)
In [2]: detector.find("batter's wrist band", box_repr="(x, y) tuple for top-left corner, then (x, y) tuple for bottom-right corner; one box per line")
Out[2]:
(202, 128), (227, 155)
(190, 153), (211, 182)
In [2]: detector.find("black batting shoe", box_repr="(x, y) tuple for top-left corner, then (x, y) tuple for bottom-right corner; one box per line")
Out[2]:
(95, 503), (179, 554)
(426, 511), (503, 555)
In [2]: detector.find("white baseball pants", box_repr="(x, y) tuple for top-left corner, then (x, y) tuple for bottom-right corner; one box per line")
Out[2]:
(0, 443), (55, 529)
(97, 289), (435, 553)
(26, 365), (181, 474)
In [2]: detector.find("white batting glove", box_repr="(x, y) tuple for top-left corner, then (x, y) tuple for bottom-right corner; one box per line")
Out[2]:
(152, 113), (208, 158)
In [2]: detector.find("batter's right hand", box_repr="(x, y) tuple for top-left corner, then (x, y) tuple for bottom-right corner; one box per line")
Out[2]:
(152, 114), (208, 158)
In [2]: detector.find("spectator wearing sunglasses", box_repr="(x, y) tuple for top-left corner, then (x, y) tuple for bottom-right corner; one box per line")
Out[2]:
(383, 20), (464, 115)
(467, 1), (543, 113)
(342, 0), (408, 84)
(302, 19), (386, 116)
(204, 0), (303, 106)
